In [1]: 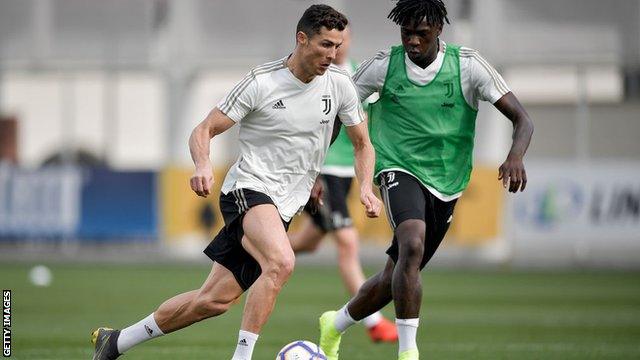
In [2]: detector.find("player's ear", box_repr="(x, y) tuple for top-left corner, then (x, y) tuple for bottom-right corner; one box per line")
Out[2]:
(296, 31), (308, 46)
(436, 24), (443, 37)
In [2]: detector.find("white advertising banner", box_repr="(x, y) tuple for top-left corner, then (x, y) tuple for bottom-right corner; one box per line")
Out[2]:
(512, 161), (640, 241)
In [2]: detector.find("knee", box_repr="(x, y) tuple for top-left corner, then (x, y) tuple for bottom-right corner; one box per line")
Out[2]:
(263, 250), (295, 287)
(398, 235), (424, 263)
(337, 237), (358, 259)
(191, 295), (234, 320)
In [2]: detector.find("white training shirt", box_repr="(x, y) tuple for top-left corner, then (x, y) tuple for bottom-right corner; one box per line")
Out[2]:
(353, 41), (510, 109)
(353, 41), (511, 201)
(217, 57), (364, 221)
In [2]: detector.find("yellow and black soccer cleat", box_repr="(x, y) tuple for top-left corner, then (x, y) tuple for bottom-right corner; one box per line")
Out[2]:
(91, 327), (121, 360)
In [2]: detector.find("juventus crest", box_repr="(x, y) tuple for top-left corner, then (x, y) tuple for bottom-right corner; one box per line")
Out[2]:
(322, 95), (332, 115)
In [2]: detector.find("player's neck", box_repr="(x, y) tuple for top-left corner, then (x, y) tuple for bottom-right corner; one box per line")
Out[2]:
(286, 52), (315, 84)
(411, 39), (440, 69)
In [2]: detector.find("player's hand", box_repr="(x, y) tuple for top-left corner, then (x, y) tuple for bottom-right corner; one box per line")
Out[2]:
(360, 188), (382, 218)
(498, 154), (527, 193)
(308, 177), (324, 213)
(190, 163), (214, 198)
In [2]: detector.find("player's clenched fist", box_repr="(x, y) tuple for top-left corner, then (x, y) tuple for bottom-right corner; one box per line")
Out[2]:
(360, 190), (382, 218)
(190, 164), (214, 198)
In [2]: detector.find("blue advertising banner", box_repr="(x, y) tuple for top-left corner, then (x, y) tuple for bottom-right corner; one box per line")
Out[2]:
(78, 169), (158, 240)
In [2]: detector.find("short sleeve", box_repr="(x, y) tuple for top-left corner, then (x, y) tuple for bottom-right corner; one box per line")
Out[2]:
(216, 72), (259, 122)
(352, 50), (390, 103)
(337, 75), (364, 127)
(460, 47), (510, 107)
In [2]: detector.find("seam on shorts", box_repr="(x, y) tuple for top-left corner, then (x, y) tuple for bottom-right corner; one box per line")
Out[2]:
(232, 189), (246, 213)
(239, 189), (249, 212)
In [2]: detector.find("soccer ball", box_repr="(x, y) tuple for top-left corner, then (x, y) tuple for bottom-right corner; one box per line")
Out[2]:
(276, 340), (327, 359)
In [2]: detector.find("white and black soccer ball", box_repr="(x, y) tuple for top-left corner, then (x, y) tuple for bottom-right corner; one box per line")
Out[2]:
(276, 340), (327, 360)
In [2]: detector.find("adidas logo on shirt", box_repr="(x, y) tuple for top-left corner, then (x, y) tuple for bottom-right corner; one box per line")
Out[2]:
(272, 99), (286, 109)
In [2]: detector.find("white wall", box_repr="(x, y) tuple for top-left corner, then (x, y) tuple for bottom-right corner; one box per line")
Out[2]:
(1, 72), (166, 169)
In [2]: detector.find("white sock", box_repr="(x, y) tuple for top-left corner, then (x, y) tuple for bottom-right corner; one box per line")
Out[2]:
(334, 304), (358, 333)
(231, 330), (259, 360)
(396, 318), (419, 354)
(361, 311), (383, 329)
(117, 313), (164, 354)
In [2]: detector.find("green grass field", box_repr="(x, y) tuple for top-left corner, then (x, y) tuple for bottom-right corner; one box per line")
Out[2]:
(3, 264), (640, 359)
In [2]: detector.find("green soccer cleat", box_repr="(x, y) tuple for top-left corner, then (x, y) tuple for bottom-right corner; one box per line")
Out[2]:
(319, 311), (342, 360)
(91, 327), (121, 360)
(398, 349), (420, 360)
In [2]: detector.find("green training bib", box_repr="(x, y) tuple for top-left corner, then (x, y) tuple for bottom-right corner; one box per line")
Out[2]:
(368, 44), (478, 195)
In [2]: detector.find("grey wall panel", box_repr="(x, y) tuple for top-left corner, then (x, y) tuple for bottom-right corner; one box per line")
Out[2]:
(496, 0), (639, 66)
(523, 103), (640, 159)
(0, 0), (34, 59)
(51, 0), (153, 62)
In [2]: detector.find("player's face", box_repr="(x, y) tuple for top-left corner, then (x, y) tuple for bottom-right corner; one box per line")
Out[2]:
(300, 27), (343, 75)
(400, 19), (442, 66)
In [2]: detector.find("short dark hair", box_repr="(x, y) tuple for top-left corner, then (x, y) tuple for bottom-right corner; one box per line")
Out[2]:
(388, 0), (450, 27)
(296, 4), (348, 38)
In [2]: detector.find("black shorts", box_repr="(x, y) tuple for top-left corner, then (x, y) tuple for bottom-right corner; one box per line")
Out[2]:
(304, 174), (353, 232)
(203, 188), (290, 290)
(378, 171), (458, 269)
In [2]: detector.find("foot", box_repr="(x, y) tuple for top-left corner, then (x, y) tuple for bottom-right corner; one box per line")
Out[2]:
(367, 317), (398, 343)
(398, 349), (419, 360)
(91, 327), (121, 360)
(319, 311), (342, 360)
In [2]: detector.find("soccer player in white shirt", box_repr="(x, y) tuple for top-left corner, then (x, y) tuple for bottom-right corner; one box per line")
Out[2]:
(90, 5), (382, 360)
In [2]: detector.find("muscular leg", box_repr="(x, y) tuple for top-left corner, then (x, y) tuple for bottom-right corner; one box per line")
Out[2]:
(114, 262), (243, 354)
(392, 219), (426, 318)
(346, 258), (394, 320)
(345, 218), (426, 321)
(240, 204), (295, 334)
(333, 226), (366, 295)
(154, 262), (244, 333)
(319, 258), (395, 358)
(289, 217), (326, 253)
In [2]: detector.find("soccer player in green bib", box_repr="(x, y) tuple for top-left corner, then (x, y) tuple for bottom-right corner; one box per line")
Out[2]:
(319, 1), (534, 359)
